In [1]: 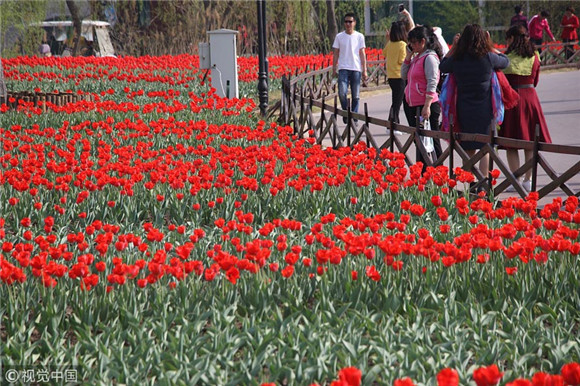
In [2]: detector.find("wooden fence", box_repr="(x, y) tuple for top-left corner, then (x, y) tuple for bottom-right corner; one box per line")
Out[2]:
(2, 91), (93, 112)
(273, 42), (580, 200)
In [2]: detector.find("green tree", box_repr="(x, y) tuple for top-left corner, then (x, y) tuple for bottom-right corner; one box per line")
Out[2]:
(0, 0), (47, 57)
(107, 0), (332, 56)
(326, 0), (338, 51)
(414, 1), (479, 42)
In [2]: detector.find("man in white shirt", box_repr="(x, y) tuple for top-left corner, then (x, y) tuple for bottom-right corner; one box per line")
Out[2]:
(332, 13), (368, 122)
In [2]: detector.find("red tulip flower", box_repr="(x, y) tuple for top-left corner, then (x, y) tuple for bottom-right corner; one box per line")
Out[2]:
(562, 362), (580, 385)
(338, 367), (362, 386)
(437, 368), (459, 386)
(394, 378), (416, 386)
(473, 364), (503, 386)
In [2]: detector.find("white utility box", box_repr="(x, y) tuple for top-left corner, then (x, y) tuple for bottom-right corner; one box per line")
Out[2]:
(207, 29), (239, 99)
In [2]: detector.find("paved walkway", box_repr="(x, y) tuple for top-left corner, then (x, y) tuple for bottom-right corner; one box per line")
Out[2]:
(326, 69), (580, 206)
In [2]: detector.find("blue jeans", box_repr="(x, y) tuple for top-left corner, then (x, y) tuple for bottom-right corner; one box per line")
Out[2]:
(338, 69), (361, 114)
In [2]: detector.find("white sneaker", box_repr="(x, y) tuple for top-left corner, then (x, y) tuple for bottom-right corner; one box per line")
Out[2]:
(394, 130), (403, 136)
(522, 180), (532, 192)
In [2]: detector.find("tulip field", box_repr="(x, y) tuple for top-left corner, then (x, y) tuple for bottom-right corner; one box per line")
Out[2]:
(1, 51), (580, 385)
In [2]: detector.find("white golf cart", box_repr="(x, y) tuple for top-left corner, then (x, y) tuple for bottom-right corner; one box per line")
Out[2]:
(31, 20), (115, 57)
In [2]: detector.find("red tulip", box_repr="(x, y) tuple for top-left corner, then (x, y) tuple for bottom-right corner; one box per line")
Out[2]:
(561, 362), (580, 385)
(437, 368), (459, 386)
(281, 265), (294, 278)
(507, 379), (532, 386)
(394, 378), (416, 386)
(505, 267), (518, 275)
(338, 367), (362, 386)
(473, 364), (503, 386)
(532, 372), (564, 386)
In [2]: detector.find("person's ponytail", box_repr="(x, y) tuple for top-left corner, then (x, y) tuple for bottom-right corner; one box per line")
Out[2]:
(425, 25), (443, 59)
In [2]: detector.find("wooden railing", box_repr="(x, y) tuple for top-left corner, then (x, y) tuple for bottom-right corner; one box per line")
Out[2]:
(537, 40), (580, 68)
(274, 45), (580, 200)
(2, 91), (93, 112)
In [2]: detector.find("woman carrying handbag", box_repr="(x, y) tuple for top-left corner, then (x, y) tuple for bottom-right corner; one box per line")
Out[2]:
(401, 25), (444, 167)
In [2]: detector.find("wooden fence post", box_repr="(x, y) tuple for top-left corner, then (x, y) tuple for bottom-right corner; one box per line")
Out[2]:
(287, 76), (293, 126)
(347, 105), (352, 147)
(321, 96), (326, 133)
(299, 93), (312, 135)
(532, 123), (540, 192)
(292, 82), (297, 107)
(415, 106), (422, 165)
(309, 93), (315, 134)
(389, 111), (395, 153)
(333, 95), (338, 129)
(41, 93), (47, 113)
(292, 85), (298, 134)
(449, 114), (455, 180)
(364, 103), (370, 147)
(281, 75), (288, 125)
(488, 121), (496, 194)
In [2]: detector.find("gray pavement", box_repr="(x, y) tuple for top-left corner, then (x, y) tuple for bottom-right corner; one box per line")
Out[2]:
(325, 69), (580, 206)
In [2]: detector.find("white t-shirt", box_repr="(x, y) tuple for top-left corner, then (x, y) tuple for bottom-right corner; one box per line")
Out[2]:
(332, 30), (366, 72)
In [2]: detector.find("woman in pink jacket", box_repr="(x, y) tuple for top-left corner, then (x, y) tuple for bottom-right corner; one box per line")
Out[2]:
(401, 25), (444, 166)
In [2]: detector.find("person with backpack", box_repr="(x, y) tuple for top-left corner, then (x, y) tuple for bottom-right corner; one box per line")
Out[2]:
(439, 24), (509, 192)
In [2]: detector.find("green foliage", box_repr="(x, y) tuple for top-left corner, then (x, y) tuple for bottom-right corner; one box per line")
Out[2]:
(0, 0), (48, 57)
(370, 0), (398, 38)
(335, 0), (365, 24)
(414, 1), (480, 43)
(269, 0), (325, 55)
(3, 252), (580, 384)
(1, 1), (576, 57)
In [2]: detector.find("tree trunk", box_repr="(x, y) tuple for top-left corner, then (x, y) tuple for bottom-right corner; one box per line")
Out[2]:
(66, 0), (82, 56)
(326, 0), (338, 50)
(220, 1), (234, 28)
(313, 1), (327, 52)
(203, 0), (214, 30)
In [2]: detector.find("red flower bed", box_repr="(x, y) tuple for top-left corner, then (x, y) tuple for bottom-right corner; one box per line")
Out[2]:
(1, 100), (579, 290)
(263, 362), (580, 386)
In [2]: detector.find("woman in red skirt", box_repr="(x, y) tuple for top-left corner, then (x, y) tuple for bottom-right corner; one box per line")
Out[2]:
(501, 24), (552, 192)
